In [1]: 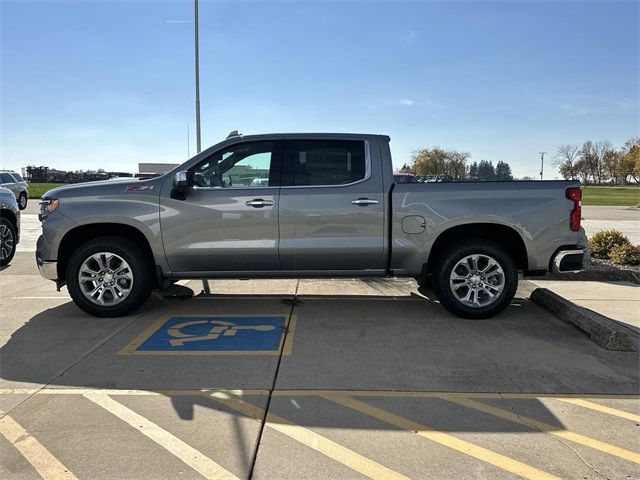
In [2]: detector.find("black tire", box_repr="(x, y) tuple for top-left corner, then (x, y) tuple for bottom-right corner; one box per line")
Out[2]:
(66, 236), (154, 317)
(416, 274), (432, 289)
(431, 239), (517, 319)
(0, 218), (17, 267)
(18, 193), (27, 210)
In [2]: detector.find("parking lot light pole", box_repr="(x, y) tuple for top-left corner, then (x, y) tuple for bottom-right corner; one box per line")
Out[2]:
(195, 0), (210, 294)
(195, 0), (202, 154)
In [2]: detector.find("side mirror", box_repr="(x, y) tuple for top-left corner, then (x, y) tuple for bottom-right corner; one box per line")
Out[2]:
(171, 171), (190, 200)
(173, 171), (189, 188)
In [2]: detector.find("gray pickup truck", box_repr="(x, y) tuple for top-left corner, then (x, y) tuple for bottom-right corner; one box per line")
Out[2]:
(36, 132), (586, 318)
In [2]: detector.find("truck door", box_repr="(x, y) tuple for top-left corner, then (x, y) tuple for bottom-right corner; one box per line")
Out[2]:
(278, 139), (386, 272)
(160, 141), (281, 273)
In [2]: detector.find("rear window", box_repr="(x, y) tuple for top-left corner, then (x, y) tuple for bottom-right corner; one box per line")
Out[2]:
(282, 140), (366, 186)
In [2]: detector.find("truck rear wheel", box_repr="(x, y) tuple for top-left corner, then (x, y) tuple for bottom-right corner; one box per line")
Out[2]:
(432, 239), (517, 319)
(66, 236), (154, 317)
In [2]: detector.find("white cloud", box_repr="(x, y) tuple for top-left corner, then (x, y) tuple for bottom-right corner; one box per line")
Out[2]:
(384, 99), (415, 107)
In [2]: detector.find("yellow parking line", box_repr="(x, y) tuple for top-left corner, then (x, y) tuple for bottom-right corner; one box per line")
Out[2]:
(84, 394), (239, 480)
(446, 397), (640, 464)
(0, 410), (78, 480)
(554, 398), (640, 423)
(0, 388), (269, 397)
(270, 390), (640, 400)
(205, 391), (410, 480)
(321, 393), (559, 480)
(0, 388), (638, 401)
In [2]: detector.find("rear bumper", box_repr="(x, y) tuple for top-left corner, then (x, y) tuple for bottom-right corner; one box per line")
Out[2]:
(551, 247), (586, 274)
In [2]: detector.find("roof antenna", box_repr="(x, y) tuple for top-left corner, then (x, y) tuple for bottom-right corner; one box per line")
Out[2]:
(227, 130), (240, 139)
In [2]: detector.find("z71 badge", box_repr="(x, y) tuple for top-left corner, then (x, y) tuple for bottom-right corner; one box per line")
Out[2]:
(125, 185), (155, 192)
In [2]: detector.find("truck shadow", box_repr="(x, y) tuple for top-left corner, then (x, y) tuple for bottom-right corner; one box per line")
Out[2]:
(1, 293), (638, 432)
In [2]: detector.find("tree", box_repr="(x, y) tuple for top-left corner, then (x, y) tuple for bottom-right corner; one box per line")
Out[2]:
(411, 147), (470, 180)
(580, 140), (611, 185)
(554, 144), (580, 180)
(399, 163), (414, 174)
(468, 162), (479, 181)
(477, 160), (495, 181)
(574, 157), (591, 184)
(603, 148), (623, 184)
(495, 161), (513, 181)
(447, 150), (470, 179)
(621, 137), (640, 183)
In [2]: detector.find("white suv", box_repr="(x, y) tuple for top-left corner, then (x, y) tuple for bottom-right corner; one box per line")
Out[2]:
(0, 171), (29, 210)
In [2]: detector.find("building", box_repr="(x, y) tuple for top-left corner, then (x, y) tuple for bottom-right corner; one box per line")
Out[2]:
(138, 163), (180, 176)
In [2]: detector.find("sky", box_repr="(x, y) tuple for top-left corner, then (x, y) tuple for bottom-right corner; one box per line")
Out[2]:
(1, 0), (638, 179)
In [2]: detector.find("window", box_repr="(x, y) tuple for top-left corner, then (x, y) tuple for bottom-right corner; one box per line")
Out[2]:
(10, 173), (24, 183)
(191, 142), (275, 188)
(394, 174), (418, 184)
(0, 173), (14, 184)
(282, 140), (366, 186)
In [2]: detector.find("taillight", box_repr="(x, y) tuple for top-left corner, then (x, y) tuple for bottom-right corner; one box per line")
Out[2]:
(566, 187), (582, 231)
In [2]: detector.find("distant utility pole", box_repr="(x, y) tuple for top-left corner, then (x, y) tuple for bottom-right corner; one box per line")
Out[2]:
(539, 152), (546, 180)
(194, 0), (202, 154)
(187, 123), (190, 159)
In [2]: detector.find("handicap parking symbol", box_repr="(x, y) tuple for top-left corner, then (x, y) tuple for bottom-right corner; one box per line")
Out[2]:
(120, 315), (293, 355)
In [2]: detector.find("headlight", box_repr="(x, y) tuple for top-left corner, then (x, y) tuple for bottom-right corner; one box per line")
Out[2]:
(38, 198), (59, 220)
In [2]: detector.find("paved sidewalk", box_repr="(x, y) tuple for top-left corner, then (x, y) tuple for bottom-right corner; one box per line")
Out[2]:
(529, 280), (640, 331)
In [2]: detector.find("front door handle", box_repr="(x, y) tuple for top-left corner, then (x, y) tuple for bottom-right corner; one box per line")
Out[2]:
(246, 199), (274, 208)
(351, 198), (379, 206)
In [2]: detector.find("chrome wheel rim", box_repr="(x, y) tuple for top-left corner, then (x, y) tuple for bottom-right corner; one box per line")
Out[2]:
(449, 254), (505, 308)
(78, 252), (133, 306)
(0, 224), (14, 261)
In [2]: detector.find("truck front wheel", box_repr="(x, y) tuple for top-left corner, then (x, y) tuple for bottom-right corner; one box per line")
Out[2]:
(66, 236), (154, 317)
(432, 240), (517, 319)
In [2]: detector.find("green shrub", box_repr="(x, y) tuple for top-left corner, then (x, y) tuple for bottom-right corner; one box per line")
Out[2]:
(588, 230), (631, 259)
(609, 244), (640, 265)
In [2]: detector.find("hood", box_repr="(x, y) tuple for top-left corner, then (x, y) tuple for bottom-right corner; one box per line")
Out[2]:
(41, 177), (159, 199)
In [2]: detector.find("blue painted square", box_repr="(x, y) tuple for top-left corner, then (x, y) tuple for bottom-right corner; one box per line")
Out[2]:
(136, 316), (287, 352)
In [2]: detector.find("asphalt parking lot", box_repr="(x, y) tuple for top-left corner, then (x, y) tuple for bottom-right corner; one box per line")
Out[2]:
(1, 251), (639, 480)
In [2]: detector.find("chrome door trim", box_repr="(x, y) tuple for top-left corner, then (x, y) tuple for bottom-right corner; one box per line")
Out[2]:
(192, 186), (280, 192)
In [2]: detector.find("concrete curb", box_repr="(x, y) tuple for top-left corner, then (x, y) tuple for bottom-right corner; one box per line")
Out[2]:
(528, 270), (640, 285)
(529, 287), (639, 352)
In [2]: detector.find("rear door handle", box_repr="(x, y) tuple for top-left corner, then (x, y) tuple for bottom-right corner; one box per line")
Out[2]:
(351, 198), (379, 206)
(246, 199), (274, 208)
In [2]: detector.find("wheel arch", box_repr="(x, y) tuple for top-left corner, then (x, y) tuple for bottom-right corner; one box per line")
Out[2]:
(0, 208), (18, 231)
(57, 223), (158, 287)
(426, 223), (529, 274)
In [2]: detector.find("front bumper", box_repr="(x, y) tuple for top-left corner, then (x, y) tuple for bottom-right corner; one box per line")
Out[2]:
(36, 235), (58, 281)
(36, 254), (58, 281)
(551, 247), (587, 274)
